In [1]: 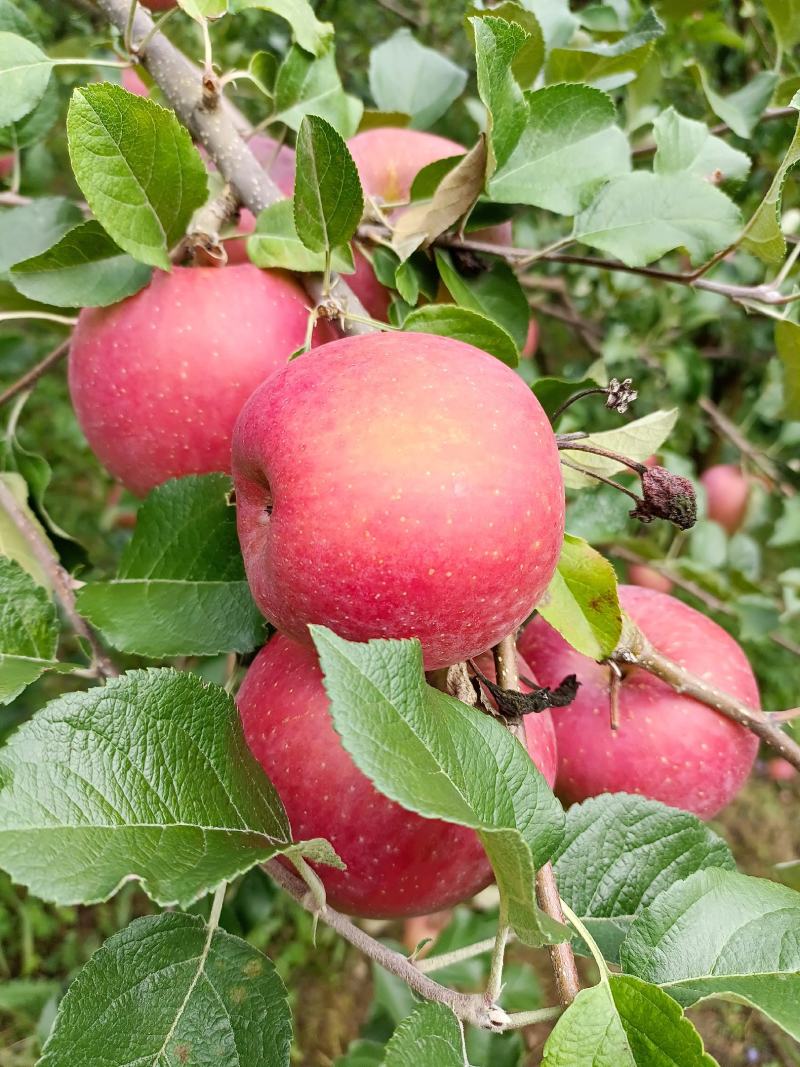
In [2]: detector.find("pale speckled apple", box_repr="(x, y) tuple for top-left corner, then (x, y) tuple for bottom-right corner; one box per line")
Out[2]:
(345, 127), (514, 321)
(518, 584), (760, 818)
(237, 633), (558, 918)
(232, 331), (565, 670)
(700, 463), (749, 535)
(69, 264), (335, 496)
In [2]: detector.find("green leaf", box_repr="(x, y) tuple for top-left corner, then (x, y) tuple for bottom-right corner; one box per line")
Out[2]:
(435, 250), (530, 351)
(621, 869), (800, 1042)
(653, 107), (750, 182)
(741, 97), (800, 264)
(775, 318), (800, 419)
(542, 974), (717, 1066)
(229, 0), (332, 55)
(38, 913), (292, 1067)
(0, 471), (56, 590)
(66, 83), (208, 270)
(489, 84), (631, 216)
(0, 197), (83, 273)
(532, 376), (601, 425)
(466, 3), (544, 89)
(690, 64), (779, 139)
(76, 474), (265, 658)
(391, 138), (488, 260)
(274, 44), (362, 139)
(573, 172), (740, 268)
(559, 408), (679, 489)
(0, 32), (51, 127)
(248, 50), (277, 97)
(552, 794), (735, 962)
(294, 115), (363, 255)
(0, 668), (335, 906)
(0, 0), (41, 41)
(402, 304), (519, 367)
(247, 199), (354, 272)
(471, 15), (528, 176)
(310, 626), (567, 946)
(0, 77), (60, 151)
(545, 8), (665, 91)
(0, 978), (58, 1019)
(383, 1003), (466, 1067)
(394, 139), (488, 260)
(409, 156), (462, 201)
(368, 29), (467, 131)
(176, 0), (228, 20)
(536, 533), (621, 659)
(765, 0), (800, 51)
(0, 555), (60, 704)
(10, 220), (152, 307)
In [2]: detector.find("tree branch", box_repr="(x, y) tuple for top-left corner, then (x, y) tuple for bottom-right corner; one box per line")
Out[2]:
(0, 338), (71, 408)
(493, 633), (581, 1009)
(0, 477), (118, 679)
(698, 396), (795, 497)
(611, 615), (800, 770)
(264, 859), (510, 1031)
(93, 0), (375, 334)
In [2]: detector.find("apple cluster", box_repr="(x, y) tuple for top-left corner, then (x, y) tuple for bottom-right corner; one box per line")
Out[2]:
(67, 126), (760, 918)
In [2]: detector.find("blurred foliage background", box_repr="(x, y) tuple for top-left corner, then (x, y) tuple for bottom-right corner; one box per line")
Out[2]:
(1, 0), (799, 1063)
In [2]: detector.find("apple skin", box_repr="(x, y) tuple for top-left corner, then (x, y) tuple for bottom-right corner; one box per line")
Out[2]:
(627, 563), (673, 595)
(700, 463), (749, 535)
(0, 155), (13, 179)
(518, 585), (760, 818)
(69, 264), (334, 496)
(346, 127), (513, 321)
(232, 331), (565, 669)
(142, 0), (175, 9)
(521, 318), (538, 360)
(237, 633), (557, 918)
(226, 137), (297, 265)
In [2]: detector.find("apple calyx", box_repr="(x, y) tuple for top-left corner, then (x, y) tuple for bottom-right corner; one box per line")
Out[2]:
(631, 466), (697, 530)
(469, 661), (580, 721)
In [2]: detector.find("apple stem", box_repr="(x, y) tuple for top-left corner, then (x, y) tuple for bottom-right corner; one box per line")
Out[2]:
(485, 921), (510, 1005)
(0, 476), (118, 680)
(415, 935), (500, 974)
(492, 634), (582, 1009)
(611, 615), (800, 771)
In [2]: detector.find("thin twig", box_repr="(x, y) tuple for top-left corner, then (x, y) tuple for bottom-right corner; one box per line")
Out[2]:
(415, 936), (499, 974)
(698, 396), (795, 497)
(0, 338), (71, 408)
(0, 477), (118, 679)
(264, 860), (510, 1031)
(493, 633), (581, 1009)
(611, 616), (800, 770)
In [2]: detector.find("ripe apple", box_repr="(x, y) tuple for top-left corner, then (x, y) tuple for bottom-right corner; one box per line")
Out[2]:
(518, 585), (760, 818)
(345, 127), (513, 321)
(142, 0), (175, 9)
(700, 463), (749, 535)
(237, 633), (557, 917)
(232, 330), (564, 669)
(122, 67), (149, 97)
(627, 563), (673, 595)
(521, 318), (538, 360)
(69, 264), (334, 496)
(0, 154), (13, 179)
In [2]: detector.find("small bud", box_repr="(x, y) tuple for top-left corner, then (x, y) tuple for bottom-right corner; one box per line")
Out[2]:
(631, 466), (697, 530)
(605, 378), (638, 415)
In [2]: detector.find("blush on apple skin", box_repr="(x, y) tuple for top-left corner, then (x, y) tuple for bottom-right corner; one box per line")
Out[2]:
(0, 154), (15, 179)
(628, 563), (673, 595)
(700, 463), (749, 535)
(519, 584), (760, 819)
(237, 633), (557, 918)
(232, 331), (565, 671)
(69, 264), (335, 496)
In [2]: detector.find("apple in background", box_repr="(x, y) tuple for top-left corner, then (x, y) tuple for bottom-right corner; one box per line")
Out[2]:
(700, 463), (749, 535)
(224, 136), (297, 264)
(519, 584), (760, 818)
(767, 758), (797, 783)
(233, 331), (564, 669)
(142, 0), (175, 9)
(345, 127), (513, 321)
(237, 634), (557, 918)
(628, 563), (673, 595)
(0, 154), (13, 180)
(69, 264), (334, 496)
(122, 67), (149, 97)
(521, 318), (538, 360)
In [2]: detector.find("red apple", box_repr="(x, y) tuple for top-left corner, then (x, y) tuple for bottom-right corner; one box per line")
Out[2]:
(518, 585), (760, 818)
(0, 154), (13, 180)
(237, 633), (557, 917)
(627, 563), (673, 595)
(142, 0), (175, 9)
(767, 758), (797, 783)
(346, 127), (512, 321)
(521, 318), (538, 360)
(69, 264), (333, 496)
(232, 331), (564, 669)
(700, 463), (749, 535)
(122, 67), (149, 97)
